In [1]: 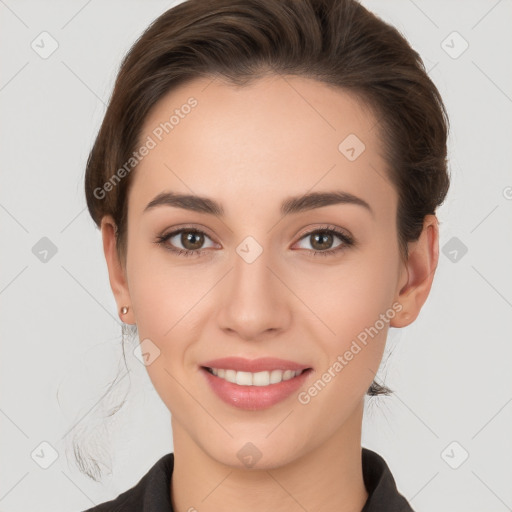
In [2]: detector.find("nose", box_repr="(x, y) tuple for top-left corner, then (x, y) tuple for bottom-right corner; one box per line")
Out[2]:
(216, 242), (292, 342)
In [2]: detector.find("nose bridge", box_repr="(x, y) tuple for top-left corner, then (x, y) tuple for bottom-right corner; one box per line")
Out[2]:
(233, 234), (273, 293)
(217, 233), (290, 340)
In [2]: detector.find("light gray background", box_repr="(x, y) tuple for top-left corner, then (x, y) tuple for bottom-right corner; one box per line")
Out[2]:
(1, 1), (511, 511)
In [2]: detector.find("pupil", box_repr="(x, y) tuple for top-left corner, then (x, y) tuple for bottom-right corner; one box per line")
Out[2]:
(312, 232), (332, 250)
(183, 231), (203, 250)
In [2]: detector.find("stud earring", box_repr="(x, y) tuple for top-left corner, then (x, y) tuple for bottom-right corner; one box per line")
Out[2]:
(120, 306), (129, 315)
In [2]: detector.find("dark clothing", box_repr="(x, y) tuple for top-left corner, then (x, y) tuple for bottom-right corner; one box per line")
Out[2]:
(82, 447), (414, 511)
(359, 448), (415, 512)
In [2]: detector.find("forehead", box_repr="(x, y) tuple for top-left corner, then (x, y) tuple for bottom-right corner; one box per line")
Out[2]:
(129, 74), (395, 219)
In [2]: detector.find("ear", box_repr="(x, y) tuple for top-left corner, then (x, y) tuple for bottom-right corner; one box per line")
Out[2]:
(390, 214), (439, 328)
(101, 215), (135, 325)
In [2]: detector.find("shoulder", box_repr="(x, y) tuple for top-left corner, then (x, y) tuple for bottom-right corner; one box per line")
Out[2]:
(361, 447), (415, 512)
(78, 453), (174, 512)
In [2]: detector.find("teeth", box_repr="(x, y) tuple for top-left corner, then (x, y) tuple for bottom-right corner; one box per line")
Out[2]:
(209, 368), (304, 386)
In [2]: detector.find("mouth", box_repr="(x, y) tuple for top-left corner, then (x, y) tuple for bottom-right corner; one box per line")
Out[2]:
(202, 366), (312, 387)
(199, 358), (314, 410)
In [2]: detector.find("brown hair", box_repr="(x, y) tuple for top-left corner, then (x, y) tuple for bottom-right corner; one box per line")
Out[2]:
(84, 0), (449, 398)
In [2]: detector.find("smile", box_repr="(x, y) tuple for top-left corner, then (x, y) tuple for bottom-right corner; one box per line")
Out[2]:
(205, 367), (306, 386)
(199, 357), (313, 409)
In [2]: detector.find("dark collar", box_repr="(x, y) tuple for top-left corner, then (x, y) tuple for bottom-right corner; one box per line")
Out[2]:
(82, 447), (414, 511)
(360, 448), (415, 511)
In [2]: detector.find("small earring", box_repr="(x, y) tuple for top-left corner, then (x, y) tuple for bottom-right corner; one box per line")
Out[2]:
(120, 306), (129, 315)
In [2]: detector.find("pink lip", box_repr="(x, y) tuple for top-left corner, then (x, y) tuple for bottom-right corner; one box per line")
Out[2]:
(201, 357), (311, 373)
(199, 357), (313, 411)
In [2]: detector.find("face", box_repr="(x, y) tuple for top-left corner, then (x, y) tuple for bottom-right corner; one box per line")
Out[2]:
(103, 74), (428, 469)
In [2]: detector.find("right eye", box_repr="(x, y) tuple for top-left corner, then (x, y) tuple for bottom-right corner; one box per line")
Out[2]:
(155, 228), (218, 257)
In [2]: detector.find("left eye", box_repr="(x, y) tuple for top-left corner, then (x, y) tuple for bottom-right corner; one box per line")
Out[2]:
(294, 229), (351, 253)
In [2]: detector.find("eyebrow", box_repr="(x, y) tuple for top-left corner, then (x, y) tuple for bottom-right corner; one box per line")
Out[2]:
(143, 190), (373, 217)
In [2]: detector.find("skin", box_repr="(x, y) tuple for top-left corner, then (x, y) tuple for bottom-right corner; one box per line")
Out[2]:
(101, 74), (439, 512)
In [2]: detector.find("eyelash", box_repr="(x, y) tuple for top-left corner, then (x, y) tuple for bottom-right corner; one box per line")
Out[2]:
(154, 224), (354, 259)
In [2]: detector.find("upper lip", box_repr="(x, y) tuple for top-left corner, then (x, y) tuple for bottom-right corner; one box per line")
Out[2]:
(201, 357), (311, 373)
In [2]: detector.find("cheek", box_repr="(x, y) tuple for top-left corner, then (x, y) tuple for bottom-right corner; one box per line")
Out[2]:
(304, 240), (401, 384)
(126, 239), (207, 334)
(126, 255), (205, 409)
(308, 245), (400, 336)
(126, 247), (215, 381)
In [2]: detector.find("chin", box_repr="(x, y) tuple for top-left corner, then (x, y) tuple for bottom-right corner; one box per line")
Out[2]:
(203, 434), (307, 471)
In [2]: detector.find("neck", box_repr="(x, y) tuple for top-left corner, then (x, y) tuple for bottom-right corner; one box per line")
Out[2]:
(170, 400), (368, 512)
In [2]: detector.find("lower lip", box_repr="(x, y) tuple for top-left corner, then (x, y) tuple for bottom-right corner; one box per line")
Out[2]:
(200, 367), (312, 411)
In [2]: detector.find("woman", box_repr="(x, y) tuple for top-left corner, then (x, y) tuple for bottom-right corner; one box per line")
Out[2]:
(80, 0), (449, 510)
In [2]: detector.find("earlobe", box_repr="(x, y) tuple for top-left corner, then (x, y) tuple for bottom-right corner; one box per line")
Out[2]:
(390, 215), (439, 328)
(101, 215), (134, 324)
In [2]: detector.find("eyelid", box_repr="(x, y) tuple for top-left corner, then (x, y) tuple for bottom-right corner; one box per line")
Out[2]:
(294, 224), (353, 243)
(159, 223), (219, 243)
